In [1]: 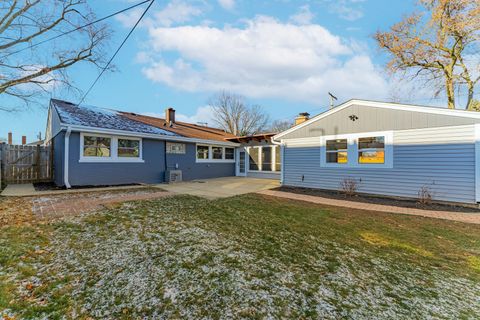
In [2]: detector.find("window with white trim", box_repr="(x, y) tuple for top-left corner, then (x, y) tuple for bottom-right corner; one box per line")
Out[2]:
(326, 139), (347, 164)
(80, 133), (143, 162)
(225, 147), (235, 160)
(321, 131), (393, 168)
(83, 136), (111, 157)
(197, 145), (209, 160)
(212, 146), (223, 159)
(166, 142), (186, 154)
(118, 139), (140, 158)
(358, 136), (384, 164)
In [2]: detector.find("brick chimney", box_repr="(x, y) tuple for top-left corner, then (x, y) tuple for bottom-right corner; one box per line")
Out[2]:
(7, 132), (12, 145)
(295, 112), (310, 125)
(165, 107), (175, 124)
(22, 136), (27, 145)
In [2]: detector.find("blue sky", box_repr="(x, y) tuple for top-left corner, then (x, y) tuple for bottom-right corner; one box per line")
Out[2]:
(1, 0), (432, 144)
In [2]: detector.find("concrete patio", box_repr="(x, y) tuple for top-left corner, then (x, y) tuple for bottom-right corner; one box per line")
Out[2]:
(157, 177), (280, 199)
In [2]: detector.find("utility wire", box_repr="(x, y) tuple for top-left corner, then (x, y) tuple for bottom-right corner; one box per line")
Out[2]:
(77, 0), (155, 106)
(0, 0), (153, 60)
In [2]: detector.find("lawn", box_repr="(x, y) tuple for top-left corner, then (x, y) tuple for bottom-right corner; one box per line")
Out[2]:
(1, 194), (479, 319)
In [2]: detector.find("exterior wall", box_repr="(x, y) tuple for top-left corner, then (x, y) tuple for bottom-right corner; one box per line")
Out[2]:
(54, 131), (236, 187)
(283, 125), (476, 203)
(281, 104), (480, 140)
(247, 171), (281, 179)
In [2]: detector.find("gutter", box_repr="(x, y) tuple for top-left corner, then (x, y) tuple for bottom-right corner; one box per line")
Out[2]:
(59, 124), (240, 147)
(64, 126), (72, 189)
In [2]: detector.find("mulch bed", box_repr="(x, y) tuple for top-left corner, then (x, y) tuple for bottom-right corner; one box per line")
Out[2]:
(275, 186), (480, 213)
(34, 182), (142, 191)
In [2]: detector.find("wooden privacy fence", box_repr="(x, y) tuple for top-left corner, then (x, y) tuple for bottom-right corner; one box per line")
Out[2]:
(0, 144), (53, 185)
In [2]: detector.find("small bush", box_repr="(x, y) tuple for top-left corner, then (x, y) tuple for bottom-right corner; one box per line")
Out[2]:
(340, 178), (359, 197)
(417, 185), (433, 206)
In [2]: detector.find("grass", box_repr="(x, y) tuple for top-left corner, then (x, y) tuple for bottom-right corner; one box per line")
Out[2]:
(1, 194), (479, 319)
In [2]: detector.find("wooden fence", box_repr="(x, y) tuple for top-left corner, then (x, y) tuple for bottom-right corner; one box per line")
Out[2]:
(0, 144), (53, 185)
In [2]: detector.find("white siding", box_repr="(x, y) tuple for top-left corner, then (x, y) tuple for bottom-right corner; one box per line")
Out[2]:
(283, 125), (476, 203)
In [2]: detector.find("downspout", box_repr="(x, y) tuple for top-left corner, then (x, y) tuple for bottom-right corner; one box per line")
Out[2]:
(64, 127), (72, 189)
(271, 137), (284, 185)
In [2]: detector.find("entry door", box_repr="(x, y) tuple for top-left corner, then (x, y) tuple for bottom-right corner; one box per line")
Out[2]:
(236, 149), (247, 176)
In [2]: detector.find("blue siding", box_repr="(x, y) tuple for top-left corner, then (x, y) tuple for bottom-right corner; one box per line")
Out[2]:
(53, 132), (65, 186)
(283, 126), (476, 203)
(54, 131), (235, 187)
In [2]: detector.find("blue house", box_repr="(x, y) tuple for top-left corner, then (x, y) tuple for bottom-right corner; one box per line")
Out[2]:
(45, 99), (245, 188)
(273, 99), (480, 204)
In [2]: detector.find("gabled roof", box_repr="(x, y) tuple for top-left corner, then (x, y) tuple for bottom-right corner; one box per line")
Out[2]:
(274, 99), (480, 140)
(121, 113), (237, 142)
(51, 99), (237, 142)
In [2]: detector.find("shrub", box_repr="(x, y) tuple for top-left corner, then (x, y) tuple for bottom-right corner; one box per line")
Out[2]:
(340, 178), (359, 197)
(417, 185), (433, 206)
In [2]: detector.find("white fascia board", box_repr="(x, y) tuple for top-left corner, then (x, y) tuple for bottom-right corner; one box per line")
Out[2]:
(59, 124), (240, 147)
(273, 99), (480, 141)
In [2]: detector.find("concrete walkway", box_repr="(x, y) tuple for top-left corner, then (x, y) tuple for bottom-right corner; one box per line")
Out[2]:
(258, 190), (480, 225)
(158, 177), (280, 199)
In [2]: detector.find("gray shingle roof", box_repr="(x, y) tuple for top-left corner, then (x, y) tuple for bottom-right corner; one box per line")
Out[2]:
(51, 99), (180, 136)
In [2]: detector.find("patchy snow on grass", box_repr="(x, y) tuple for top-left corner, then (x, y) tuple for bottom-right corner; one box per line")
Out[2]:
(2, 196), (480, 319)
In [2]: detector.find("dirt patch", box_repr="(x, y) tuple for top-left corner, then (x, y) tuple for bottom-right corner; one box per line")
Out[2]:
(31, 188), (172, 221)
(33, 182), (142, 191)
(276, 186), (480, 213)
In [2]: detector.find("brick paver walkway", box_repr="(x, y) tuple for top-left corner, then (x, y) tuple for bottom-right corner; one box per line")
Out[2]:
(32, 189), (174, 220)
(258, 190), (480, 225)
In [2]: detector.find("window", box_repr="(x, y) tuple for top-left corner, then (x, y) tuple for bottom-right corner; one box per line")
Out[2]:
(212, 146), (223, 159)
(83, 136), (111, 157)
(225, 147), (235, 160)
(118, 139), (140, 158)
(261, 147), (272, 171)
(166, 142), (186, 154)
(326, 139), (347, 164)
(197, 145), (209, 160)
(249, 147), (259, 170)
(358, 136), (385, 164)
(275, 146), (281, 171)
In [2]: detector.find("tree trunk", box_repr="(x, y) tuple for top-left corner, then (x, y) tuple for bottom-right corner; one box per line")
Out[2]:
(445, 74), (455, 109)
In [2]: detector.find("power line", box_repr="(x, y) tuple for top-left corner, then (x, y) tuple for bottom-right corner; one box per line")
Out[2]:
(0, 0), (153, 60)
(77, 0), (155, 106)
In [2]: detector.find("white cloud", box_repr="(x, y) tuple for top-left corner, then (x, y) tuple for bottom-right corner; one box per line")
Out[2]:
(140, 16), (389, 105)
(116, 0), (203, 28)
(217, 0), (235, 11)
(143, 105), (216, 126)
(327, 0), (364, 21)
(289, 5), (314, 25)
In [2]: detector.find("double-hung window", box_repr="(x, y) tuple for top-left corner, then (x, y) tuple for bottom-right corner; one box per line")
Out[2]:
(326, 139), (347, 164)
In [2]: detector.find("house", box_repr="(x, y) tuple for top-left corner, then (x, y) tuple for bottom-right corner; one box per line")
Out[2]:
(273, 99), (480, 204)
(46, 99), (246, 188)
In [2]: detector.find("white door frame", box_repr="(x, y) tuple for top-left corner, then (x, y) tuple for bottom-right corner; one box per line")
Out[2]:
(236, 147), (247, 177)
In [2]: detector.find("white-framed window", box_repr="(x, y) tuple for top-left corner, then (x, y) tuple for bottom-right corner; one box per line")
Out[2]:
(246, 145), (281, 172)
(80, 133), (143, 163)
(320, 131), (393, 168)
(166, 142), (186, 154)
(195, 144), (236, 163)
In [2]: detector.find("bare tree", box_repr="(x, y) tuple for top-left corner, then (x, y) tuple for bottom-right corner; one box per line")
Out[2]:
(374, 0), (480, 110)
(209, 91), (269, 136)
(269, 119), (292, 133)
(0, 0), (111, 110)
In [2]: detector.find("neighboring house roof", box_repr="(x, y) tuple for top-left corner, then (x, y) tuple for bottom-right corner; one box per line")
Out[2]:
(226, 133), (277, 143)
(50, 99), (237, 142)
(274, 99), (480, 140)
(121, 113), (237, 142)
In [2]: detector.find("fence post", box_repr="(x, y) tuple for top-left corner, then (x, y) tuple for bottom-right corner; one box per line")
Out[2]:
(36, 144), (41, 180)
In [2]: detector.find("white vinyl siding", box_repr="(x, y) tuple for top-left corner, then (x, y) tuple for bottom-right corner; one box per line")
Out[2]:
(282, 125), (476, 203)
